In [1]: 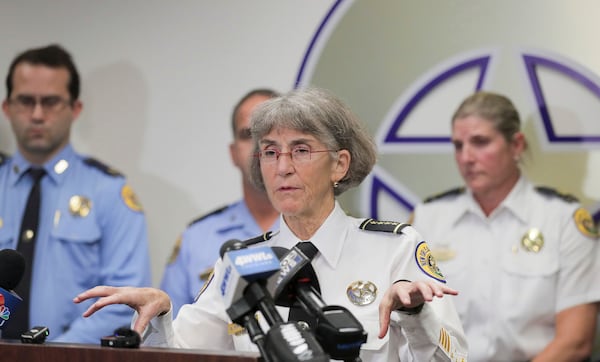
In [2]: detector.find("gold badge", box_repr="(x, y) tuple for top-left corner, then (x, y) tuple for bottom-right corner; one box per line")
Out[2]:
(69, 195), (92, 217)
(573, 208), (599, 239)
(430, 246), (456, 261)
(415, 241), (446, 282)
(346, 280), (377, 306)
(54, 159), (69, 174)
(121, 185), (143, 212)
(521, 228), (544, 252)
(0, 217), (3, 229)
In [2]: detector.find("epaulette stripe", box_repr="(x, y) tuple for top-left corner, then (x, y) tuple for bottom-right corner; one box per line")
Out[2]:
(359, 218), (373, 230)
(83, 157), (122, 177)
(393, 223), (409, 234)
(424, 187), (465, 203)
(360, 218), (410, 234)
(535, 186), (579, 203)
(188, 205), (229, 226)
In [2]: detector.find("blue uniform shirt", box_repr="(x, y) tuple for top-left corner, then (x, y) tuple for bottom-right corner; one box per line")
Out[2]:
(160, 200), (278, 317)
(0, 144), (151, 343)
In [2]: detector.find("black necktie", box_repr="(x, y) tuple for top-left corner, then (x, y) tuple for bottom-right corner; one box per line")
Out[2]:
(3, 168), (46, 339)
(288, 241), (320, 330)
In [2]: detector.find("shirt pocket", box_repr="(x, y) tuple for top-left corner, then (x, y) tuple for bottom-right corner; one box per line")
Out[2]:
(51, 211), (101, 243)
(500, 250), (559, 320)
(50, 213), (102, 285)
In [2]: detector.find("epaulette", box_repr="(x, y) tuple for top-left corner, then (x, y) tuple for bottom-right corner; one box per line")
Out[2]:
(424, 187), (465, 203)
(84, 157), (122, 177)
(242, 231), (274, 247)
(0, 151), (9, 166)
(188, 205), (229, 227)
(359, 218), (410, 234)
(535, 186), (579, 203)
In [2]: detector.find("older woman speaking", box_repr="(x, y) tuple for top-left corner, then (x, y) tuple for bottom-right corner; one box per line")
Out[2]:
(75, 88), (467, 361)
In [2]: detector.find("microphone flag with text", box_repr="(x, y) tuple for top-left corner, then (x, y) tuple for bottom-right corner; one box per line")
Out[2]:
(0, 249), (26, 332)
(218, 239), (329, 362)
(271, 244), (368, 362)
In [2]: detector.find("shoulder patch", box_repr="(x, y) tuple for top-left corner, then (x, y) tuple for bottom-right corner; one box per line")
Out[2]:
(535, 186), (579, 203)
(188, 205), (229, 227)
(0, 151), (8, 166)
(415, 241), (446, 283)
(573, 207), (599, 239)
(84, 157), (122, 177)
(360, 218), (410, 234)
(424, 187), (465, 203)
(121, 184), (143, 212)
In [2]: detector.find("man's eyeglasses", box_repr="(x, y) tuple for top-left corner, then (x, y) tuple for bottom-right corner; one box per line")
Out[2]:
(7, 95), (72, 114)
(256, 146), (337, 163)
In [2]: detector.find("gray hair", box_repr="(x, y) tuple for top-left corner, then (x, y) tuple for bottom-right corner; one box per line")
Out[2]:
(249, 87), (377, 196)
(452, 91), (522, 143)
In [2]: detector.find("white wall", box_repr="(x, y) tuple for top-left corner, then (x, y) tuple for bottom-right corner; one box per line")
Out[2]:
(0, 1), (336, 286)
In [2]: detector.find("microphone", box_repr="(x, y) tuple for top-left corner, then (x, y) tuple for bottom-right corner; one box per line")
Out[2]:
(271, 245), (368, 362)
(218, 240), (329, 362)
(0, 249), (26, 331)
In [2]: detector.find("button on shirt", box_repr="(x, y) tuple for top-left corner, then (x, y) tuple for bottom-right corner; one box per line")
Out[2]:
(0, 144), (151, 343)
(160, 200), (279, 316)
(412, 176), (598, 361)
(142, 201), (468, 362)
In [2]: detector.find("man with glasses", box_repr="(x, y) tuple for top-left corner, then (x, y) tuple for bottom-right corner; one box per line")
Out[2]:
(160, 88), (280, 317)
(0, 44), (151, 343)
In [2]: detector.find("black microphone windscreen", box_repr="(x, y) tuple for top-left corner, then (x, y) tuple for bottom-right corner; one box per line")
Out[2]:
(0, 249), (26, 290)
(219, 239), (246, 259)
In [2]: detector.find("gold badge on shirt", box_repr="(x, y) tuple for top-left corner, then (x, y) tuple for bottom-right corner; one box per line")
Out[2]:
(573, 208), (599, 239)
(346, 280), (377, 306)
(69, 195), (92, 217)
(521, 228), (544, 252)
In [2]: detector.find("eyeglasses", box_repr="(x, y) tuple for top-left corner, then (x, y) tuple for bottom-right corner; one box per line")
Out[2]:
(7, 95), (72, 114)
(256, 146), (337, 164)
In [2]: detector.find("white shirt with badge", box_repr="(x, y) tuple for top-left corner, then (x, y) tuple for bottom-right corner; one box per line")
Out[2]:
(142, 201), (468, 362)
(412, 175), (599, 362)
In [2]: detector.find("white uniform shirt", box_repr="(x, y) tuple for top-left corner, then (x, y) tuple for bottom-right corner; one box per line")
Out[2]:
(412, 176), (599, 362)
(143, 201), (468, 361)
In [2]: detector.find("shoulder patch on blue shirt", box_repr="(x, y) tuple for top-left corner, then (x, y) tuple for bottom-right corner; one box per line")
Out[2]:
(535, 186), (579, 203)
(84, 157), (123, 177)
(360, 218), (410, 235)
(424, 187), (465, 203)
(188, 205), (229, 227)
